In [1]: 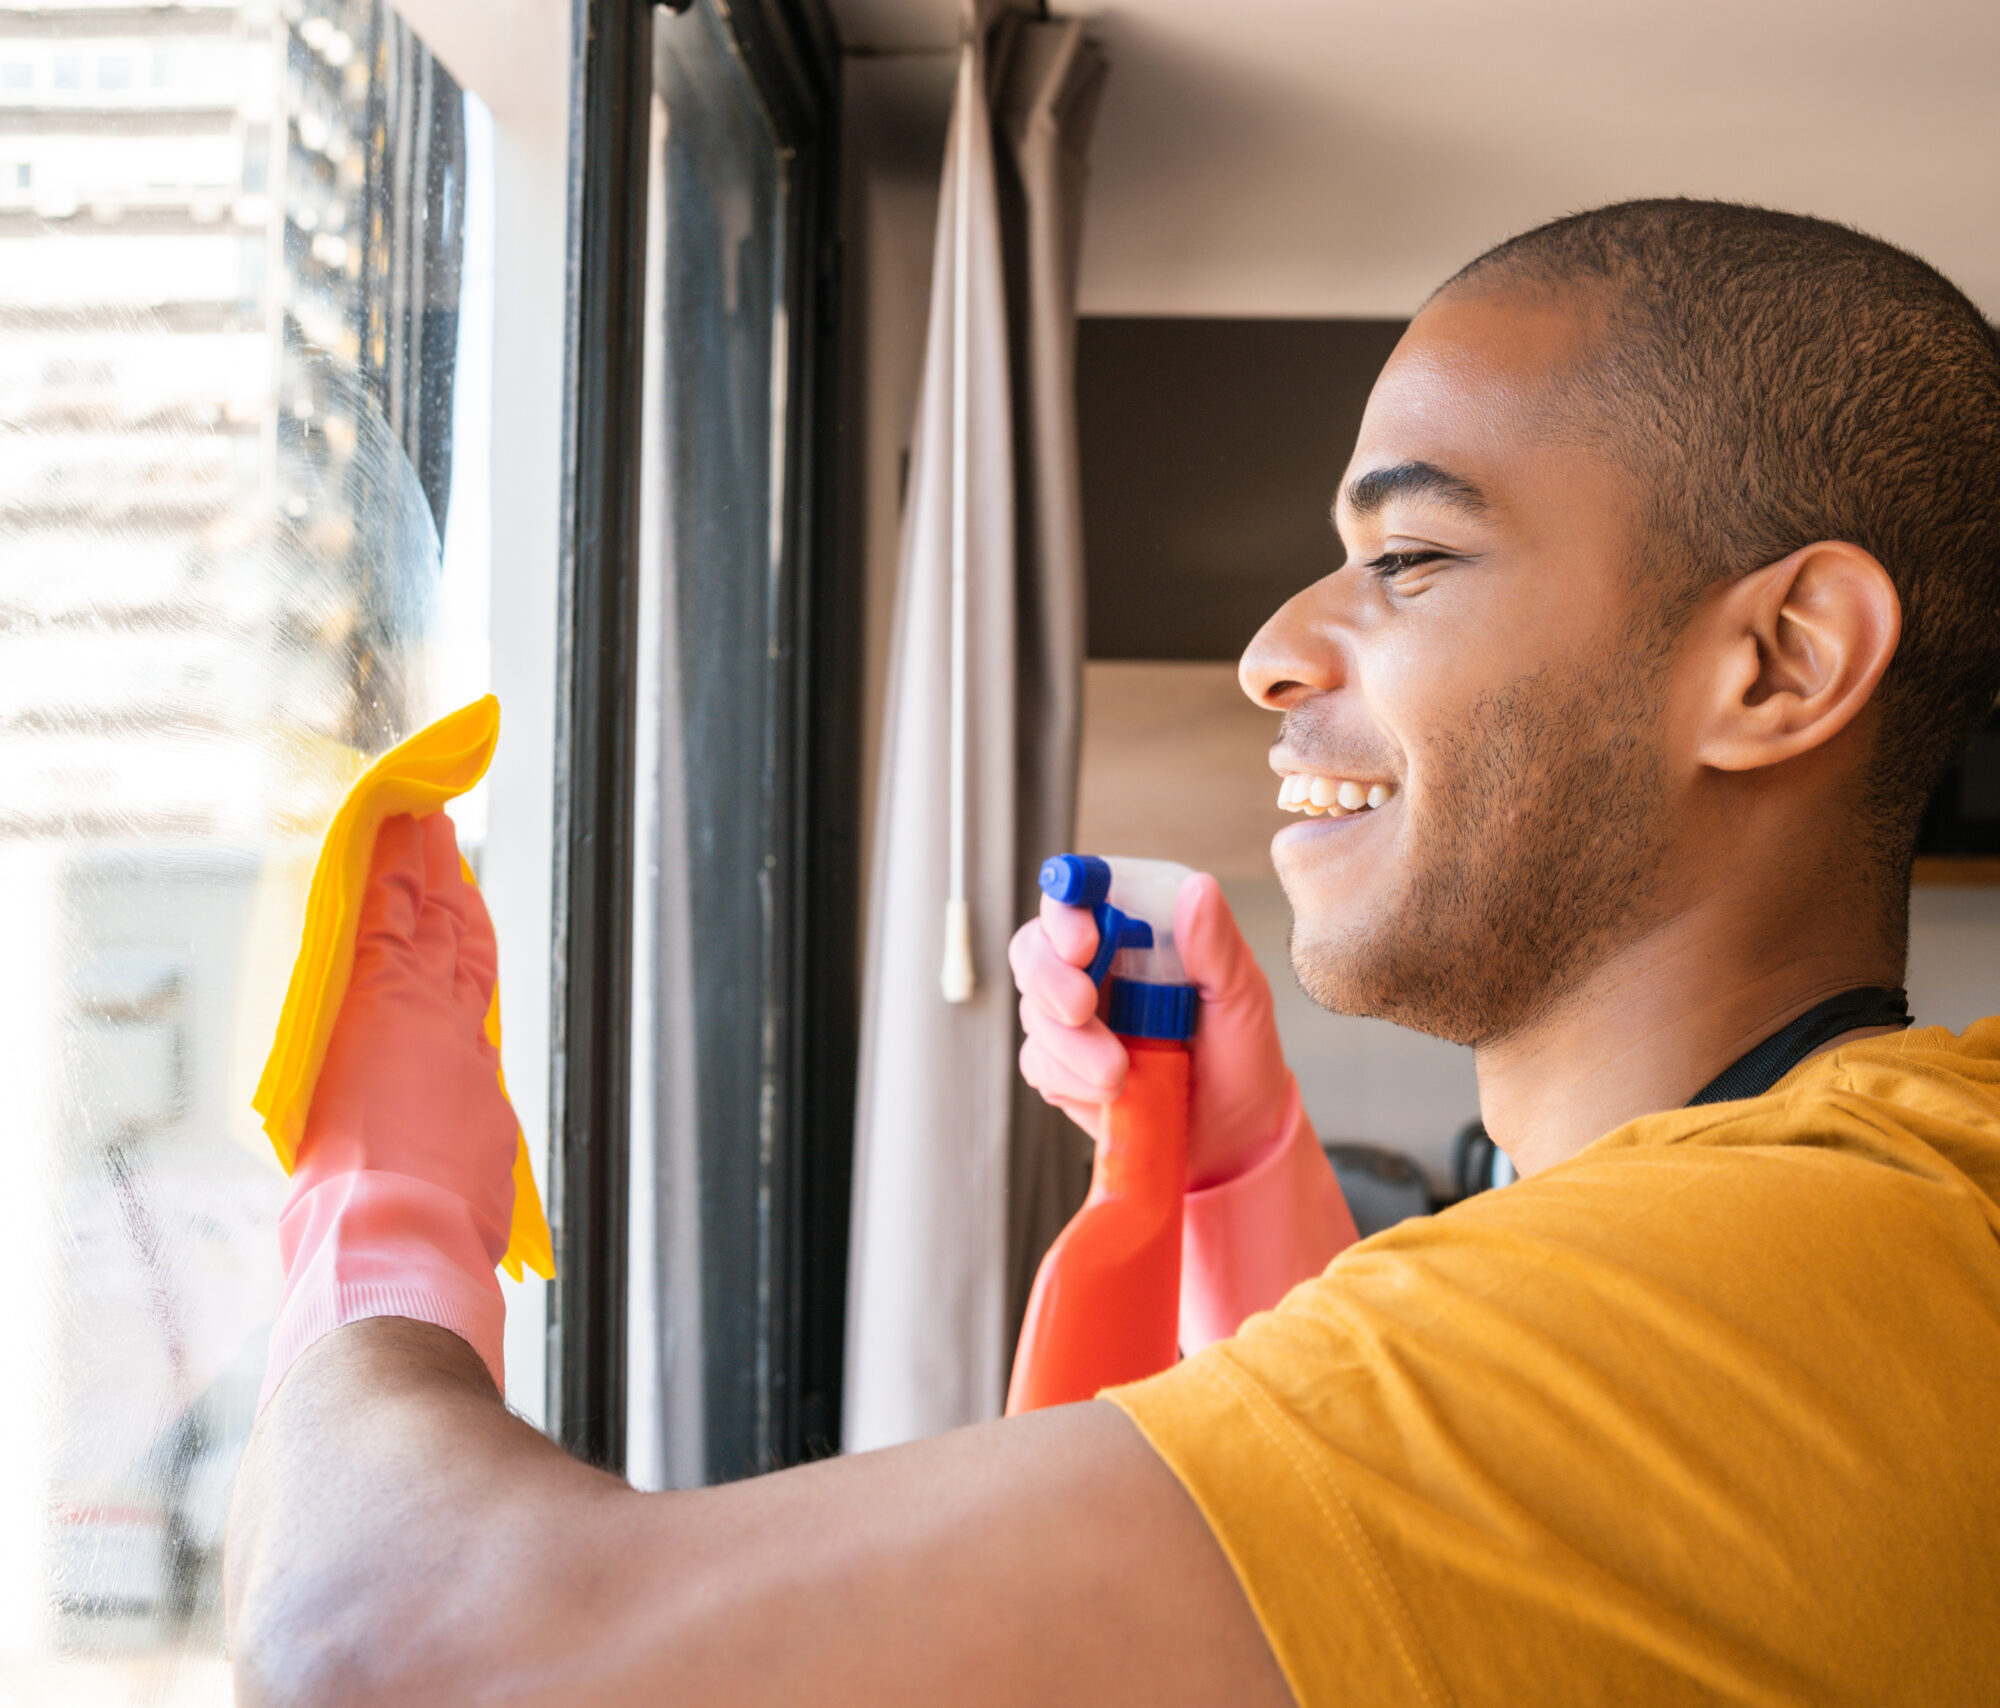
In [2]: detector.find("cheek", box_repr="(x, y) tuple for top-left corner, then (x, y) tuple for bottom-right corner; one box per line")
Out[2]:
(1352, 607), (1481, 788)
(1367, 571), (1618, 779)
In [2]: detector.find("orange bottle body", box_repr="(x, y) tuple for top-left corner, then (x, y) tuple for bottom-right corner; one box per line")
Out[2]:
(1006, 1038), (1191, 1413)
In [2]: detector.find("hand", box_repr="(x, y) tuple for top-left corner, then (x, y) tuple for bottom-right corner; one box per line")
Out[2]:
(264, 808), (519, 1408)
(1010, 873), (1295, 1190)
(293, 810), (518, 1258)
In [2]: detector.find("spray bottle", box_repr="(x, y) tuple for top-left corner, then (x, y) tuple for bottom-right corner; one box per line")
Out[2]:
(1006, 853), (1198, 1414)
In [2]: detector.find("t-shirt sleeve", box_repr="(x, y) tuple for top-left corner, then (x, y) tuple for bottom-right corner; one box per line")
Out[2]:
(1110, 1342), (1454, 1707)
(1107, 1116), (2000, 1708)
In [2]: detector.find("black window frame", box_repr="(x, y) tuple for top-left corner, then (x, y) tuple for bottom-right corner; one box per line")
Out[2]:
(547, 0), (854, 1476)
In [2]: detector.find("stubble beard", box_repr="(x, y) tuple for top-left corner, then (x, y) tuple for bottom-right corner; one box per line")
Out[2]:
(1287, 652), (1677, 1048)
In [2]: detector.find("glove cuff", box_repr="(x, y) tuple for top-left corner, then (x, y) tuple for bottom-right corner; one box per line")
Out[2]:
(260, 1169), (506, 1412)
(1178, 1079), (1359, 1353)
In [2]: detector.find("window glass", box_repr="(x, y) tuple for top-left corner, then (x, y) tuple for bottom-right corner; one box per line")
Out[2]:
(0, 1), (513, 1696)
(627, 0), (793, 1491)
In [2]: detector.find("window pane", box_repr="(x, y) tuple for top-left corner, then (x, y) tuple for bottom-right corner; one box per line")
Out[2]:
(627, 0), (793, 1491)
(0, 1), (505, 1695)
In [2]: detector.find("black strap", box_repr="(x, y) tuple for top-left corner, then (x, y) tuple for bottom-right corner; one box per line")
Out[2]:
(1686, 986), (1912, 1107)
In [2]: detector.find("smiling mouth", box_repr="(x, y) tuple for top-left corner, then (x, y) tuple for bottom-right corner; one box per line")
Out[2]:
(1276, 772), (1396, 818)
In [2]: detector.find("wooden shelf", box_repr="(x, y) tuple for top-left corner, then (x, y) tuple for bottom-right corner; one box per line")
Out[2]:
(1913, 856), (2000, 888)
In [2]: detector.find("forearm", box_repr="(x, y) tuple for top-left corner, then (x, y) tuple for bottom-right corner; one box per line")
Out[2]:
(227, 1317), (632, 1707)
(224, 1319), (1293, 1708)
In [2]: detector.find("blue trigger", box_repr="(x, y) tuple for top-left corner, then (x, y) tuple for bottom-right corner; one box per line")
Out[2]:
(1085, 903), (1153, 988)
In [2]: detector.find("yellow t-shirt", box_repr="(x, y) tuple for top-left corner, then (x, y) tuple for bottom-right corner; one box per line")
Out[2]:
(1110, 1019), (2000, 1707)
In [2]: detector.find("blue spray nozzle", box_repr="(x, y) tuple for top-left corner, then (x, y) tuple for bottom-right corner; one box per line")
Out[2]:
(1039, 854), (1111, 908)
(1041, 854), (1140, 985)
(1039, 851), (1199, 1041)
(1042, 855), (1150, 985)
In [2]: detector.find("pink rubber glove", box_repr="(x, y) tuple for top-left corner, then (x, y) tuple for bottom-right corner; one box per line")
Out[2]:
(1010, 872), (1358, 1350)
(259, 810), (519, 1409)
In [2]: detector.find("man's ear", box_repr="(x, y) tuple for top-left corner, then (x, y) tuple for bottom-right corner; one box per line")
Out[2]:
(1689, 541), (1902, 774)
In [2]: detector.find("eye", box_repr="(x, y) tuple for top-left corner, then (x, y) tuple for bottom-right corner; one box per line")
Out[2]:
(1365, 548), (1452, 581)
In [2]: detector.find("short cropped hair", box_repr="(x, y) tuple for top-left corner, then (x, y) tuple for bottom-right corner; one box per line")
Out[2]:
(1443, 199), (2000, 866)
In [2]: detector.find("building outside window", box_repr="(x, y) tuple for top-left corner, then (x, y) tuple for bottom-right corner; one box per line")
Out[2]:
(0, 2), (537, 1698)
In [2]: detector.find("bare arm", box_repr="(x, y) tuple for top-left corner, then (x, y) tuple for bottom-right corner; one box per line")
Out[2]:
(225, 1318), (1296, 1708)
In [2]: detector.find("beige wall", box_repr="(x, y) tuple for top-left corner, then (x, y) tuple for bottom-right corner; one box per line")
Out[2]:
(829, 0), (2000, 320)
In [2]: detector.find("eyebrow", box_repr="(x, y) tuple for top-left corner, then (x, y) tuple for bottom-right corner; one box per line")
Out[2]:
(1338, 460), (1491, 523)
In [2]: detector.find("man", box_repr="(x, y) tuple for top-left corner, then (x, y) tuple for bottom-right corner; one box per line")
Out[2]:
(226, 200), (2000, 1705)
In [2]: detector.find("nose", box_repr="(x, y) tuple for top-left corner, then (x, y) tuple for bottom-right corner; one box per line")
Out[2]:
(1239, 578), (1350, 711)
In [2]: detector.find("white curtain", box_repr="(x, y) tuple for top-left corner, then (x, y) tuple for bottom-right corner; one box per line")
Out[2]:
(844, 2), (1108, 1449)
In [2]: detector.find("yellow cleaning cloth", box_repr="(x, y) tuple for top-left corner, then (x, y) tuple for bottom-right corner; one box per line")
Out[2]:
(253, 696), (555, 1282)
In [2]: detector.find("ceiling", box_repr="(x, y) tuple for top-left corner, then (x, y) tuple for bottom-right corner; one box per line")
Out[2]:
(830, 0), (2000, 317)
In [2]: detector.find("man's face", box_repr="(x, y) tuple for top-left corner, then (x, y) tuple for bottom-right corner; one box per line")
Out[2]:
(1241, 287), (1685, 1046)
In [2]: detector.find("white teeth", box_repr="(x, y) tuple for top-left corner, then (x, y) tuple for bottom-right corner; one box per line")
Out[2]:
(1275, 772), (1397, 817)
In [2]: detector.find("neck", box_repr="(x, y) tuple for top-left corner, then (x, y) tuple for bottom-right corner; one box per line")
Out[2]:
(1475, 879), (1904, 1176)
